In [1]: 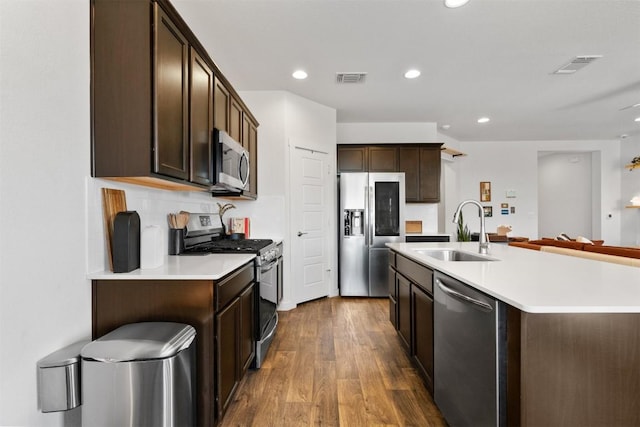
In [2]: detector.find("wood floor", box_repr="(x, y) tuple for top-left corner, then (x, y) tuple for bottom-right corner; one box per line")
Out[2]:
(220, 297), (446, 427)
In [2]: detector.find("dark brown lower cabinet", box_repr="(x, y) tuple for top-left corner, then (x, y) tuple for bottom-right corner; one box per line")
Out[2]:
(216, 295), (240, 419)
(92, 261), (255, 427)
(389, 251), (434, 394)
(388, 266), (397, 328)
(389, 250), (640, 425)
(411, 283), (434, 392)
(396, 274), (411, 351)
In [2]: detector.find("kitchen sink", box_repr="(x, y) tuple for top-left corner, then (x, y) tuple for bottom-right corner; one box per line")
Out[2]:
(414, 249), (497, 262)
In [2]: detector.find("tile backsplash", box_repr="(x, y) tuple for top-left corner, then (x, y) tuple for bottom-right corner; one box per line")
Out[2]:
(87, 178), (287, 273)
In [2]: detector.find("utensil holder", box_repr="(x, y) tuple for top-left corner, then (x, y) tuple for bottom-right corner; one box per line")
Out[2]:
(168, 228), (185, 255)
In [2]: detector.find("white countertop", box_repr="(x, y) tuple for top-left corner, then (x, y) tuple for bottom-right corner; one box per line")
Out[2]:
(88, 253), (256, 281)
(387, 242), (640, 314)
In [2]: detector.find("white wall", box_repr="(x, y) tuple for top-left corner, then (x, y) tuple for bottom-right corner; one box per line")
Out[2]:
(0, 1), (89, 425)
(456, 140), (622, 244)
(337, 122), (438, 144)
(621, 135), (640, 246)
(231, 91), (338, 310)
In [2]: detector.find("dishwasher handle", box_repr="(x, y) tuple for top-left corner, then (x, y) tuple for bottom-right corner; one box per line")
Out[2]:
(436, 279), (493, 312)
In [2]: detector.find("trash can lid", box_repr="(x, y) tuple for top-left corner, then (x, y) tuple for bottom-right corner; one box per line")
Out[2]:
(37, 340), (90, 368)
(81, 322), (196, 362)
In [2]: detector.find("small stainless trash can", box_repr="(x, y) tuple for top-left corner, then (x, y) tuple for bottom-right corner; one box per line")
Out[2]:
(81, 322), (196, 427)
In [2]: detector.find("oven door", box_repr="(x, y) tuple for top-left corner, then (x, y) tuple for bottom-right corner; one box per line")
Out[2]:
(257, 258), (278, 338)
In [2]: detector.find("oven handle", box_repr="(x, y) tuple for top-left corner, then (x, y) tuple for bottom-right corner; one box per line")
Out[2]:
(260, 262), (277, 273)
(261, 312), (279, 342)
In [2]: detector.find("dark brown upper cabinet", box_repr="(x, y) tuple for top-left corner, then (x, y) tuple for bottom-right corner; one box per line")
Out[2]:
(399, 147), (420, 201)
(91, 0), (258, 197)
(214, 77), (231, 133)
(243, 114), (258, 199)
(418, 146), (441, 203)
(369, 146), (399, 172)
(338, 143), (443, 202)
(189, 48), (214, 186)
(229, 96), (243, 144)
(337, 146), (368, 172)
(155, 6), (189, 181)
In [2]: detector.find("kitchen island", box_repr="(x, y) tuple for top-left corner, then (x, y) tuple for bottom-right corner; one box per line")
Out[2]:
(387, 242), (640, 427)
(88, 253), (257, 427)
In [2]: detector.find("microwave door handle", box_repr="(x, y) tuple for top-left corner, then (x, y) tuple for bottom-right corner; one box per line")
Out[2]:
(239, 151), (249, 188)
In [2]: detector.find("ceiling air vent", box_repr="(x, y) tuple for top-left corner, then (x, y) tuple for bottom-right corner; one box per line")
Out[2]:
(552, 55), (602, 75)
(336, 72), (367, 84)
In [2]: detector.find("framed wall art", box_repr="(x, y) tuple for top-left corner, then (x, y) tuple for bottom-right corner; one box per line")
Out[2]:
(480, 181), (491, 202)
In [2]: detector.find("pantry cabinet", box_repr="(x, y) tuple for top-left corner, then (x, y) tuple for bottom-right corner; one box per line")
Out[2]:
(337, 143), (443, 202)
(91, 0), (258, 197)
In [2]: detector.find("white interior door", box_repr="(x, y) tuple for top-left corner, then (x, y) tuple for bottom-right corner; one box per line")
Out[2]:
(290, 146), (331, 304)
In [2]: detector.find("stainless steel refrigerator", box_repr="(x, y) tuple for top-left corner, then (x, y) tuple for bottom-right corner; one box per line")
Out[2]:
(339, 172), (405, 297)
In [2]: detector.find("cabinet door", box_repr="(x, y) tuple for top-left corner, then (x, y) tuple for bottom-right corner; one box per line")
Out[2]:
(418, 147), (441, 203)
(229, 96), (243, 143)
(412, 283), (434, 392)
(399, 147), (420, 202)
(214, 77), (230, 132)
(239, 283), (255, 373)
(189, 48), (213, 186)
(389, 267), (397, 328)
(243, 116), (258, 199)
(216, 297), (240, 420)
(337, 146), (368, 172)
(397, 274), (411, 350)
(369, 146), (398, 172)
(154, 6), (189, 180)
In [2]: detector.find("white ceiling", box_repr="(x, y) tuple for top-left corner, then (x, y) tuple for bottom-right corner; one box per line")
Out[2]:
(172, 0), (640, 142)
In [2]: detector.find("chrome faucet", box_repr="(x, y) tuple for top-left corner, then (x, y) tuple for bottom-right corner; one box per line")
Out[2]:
(452, 199), (489, 254)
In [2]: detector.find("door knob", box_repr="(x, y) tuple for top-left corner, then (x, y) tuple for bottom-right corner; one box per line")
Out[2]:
(297, 231), (307, 237)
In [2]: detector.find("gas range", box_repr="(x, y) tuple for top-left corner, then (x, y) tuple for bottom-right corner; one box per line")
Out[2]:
(181, 213), (281, 265)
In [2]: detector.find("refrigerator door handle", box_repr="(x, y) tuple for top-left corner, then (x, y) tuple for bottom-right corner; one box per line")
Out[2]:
(364, 186), (370, 246)
(369, 185), (374, 246)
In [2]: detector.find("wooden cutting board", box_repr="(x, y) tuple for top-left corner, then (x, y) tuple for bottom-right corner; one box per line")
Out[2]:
(102, 188), (127, 271)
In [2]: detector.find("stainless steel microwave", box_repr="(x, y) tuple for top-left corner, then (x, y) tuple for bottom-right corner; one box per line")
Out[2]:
(211, 129), (249, 194)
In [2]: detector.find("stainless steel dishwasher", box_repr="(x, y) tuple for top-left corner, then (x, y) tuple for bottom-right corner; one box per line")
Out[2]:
(434, 271), (506, 427)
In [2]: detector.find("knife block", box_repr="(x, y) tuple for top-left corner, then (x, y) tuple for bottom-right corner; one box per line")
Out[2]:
(112, 211), (140, 273)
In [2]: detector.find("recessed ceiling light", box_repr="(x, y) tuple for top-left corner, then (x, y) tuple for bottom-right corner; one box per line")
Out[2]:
(635, 117), (640, 122)
(477, 117), (490, 124)
(404, 69), (421, 79)
(441, 124), (451, 130)
(444, 0), (470, 8)
(292, 70), (308, 80)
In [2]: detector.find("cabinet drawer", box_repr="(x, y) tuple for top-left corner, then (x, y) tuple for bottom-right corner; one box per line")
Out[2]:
(215, 262), (255, 311)
(396, 254), (433, 294)
(388, 250), (396, 268)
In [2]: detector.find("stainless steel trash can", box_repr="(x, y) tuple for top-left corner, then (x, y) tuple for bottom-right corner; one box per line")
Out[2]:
(81, 322), (196, 427)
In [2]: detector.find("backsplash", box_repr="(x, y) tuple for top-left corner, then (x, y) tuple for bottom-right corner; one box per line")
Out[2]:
(87, 178), (287, 273)
(404, 203), (439, 234)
